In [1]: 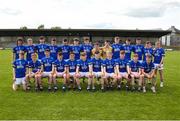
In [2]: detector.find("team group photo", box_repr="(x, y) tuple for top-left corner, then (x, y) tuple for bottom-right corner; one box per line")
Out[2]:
(0, 0), (180, 120)
(12, 36), (165, 93)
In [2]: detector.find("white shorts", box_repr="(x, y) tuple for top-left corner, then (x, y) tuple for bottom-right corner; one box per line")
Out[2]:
(120, 72), (128, 78)
(106, 73), (115, 78)
(93, 72), (102, 78)
(79, 72), (89, 77)
(41, 72), (51, 77)
(131, 72), (140, 78)
(69, 72), (76, 77)
(154, 63), (164, 70)
(56, 72), (64, 77)
(15, 77), (26, 85)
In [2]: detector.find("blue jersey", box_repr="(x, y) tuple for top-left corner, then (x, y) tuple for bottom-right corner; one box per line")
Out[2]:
(112, 44), (123, 59)
(123, 44), (133, 60)
(26, 45), (35, 61)
(71, 45), (82, 60)
(143, 48), (153, 61)
(53, 59), (67, 73)
(153, 48), (165, 64)
(13, 45), (27, 60)
(141, 61), (155, 73)
(81, 44), (93, 59)
(133, 45), (144, 60)
(41, 57), (54, 72)
(115, 58), (128, 72)
(60, 45), (71, 60)
(28, 60), (42, 73)
(35, 44), (49, 59)
(66, 59), (77, 73)
(90, 58), (103, 72)
(128, 60), (141, 72)
(102, 59), (115, 73)
(13, 59), (28, 78)
(77, 59), (90, 72)
(49, 45), (59, 60)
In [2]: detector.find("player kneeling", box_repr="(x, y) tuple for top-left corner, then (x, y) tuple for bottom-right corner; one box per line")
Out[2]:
(27, 53), (42, 91)
(127, 53), (143, 91)
(141, 54), (156, 93)
(102, 51), (117, 91)
(115, 51), (131, 91)
(12, 52), (28, 91)
(75, 52), (93, 91)
(65, 52), (77, 90)
(39, 48), (54, 91)
(52, 52), (68, 91)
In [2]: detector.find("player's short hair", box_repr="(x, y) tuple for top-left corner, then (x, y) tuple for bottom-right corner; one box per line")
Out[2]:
(17, 37), (23, 41)
(63, 38), (68, 42)
(58, 51), (63, 56)
(120, 50), (125, 55)
(31, 52), (37, 56)
(136, 38), (141, 41)
(27, 38), (33, 41)
(39, 36), (45, 40)
(19, 51), (25, 55)
(105, 40), (110, 43)
(74, 38), (79, 42)
(45, 47), (50, 51)
(81, 52), (87, 56)
(146, 53), (152, 58)
(70, 51), (75, 55)
(51, 37), (57, 41)
(126, 39), (131, 42)
(146, 41), (151, 44)
(133, 53), (138, 57)
(83, 37), (90, 41)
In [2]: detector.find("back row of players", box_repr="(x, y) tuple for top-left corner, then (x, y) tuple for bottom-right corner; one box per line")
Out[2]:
(12, 36), (165, 93)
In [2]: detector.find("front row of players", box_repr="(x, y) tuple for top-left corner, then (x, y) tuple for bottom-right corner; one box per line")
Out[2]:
(12, 48), (157, 93)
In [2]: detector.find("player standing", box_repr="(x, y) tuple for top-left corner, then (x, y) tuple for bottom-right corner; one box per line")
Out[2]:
(153, 41), (165, 87)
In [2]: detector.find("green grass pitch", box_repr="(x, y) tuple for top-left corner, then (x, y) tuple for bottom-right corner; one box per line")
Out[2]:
(0, 50), (180, 120)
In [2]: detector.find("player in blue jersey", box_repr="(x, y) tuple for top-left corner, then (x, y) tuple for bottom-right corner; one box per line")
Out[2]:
(89, 51), (103, 91)
(39, 47), (54, 91)
(133, 38), (144, 62)
(112, 36), (123, 59)
(143, 41), (153, 61)
(60, 38), (71, 60)
(90, 51), (103, 79)
(12, 52), (28, 91)
(71, 38), (83, 60)
(141, 54), (156, 93)
(49, 38), (59, 60)
(13, 37), (26, 61)
(26, 38), (35, 62)
(65, 51), (77, 90)
(27, 53), (42, 91)
(115, 50), (130, 90)
(102, 51), (117, 91)
(127, 53), (143, 91)
(81, 37), (93, 59)
(153, 41), (165, 87)
(52, 51), (68, 91)
(75, 52), (92, 91)
(35, 36), (49, 60)
(123, 39), (133, 61)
